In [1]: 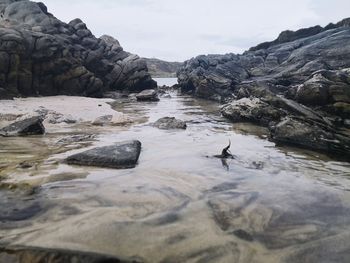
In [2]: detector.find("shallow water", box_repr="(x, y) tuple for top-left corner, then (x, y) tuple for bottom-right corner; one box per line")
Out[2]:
(0, 90), (350, 262)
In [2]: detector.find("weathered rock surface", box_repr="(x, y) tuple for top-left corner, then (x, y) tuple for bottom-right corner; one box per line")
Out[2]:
(0, 116), (44, 136)
(221, 98), (283, 126)
(178, 18), (350, 157)
(152, 117), (187, 130)
(0, 0), (156, 99)
(136, 89), (159, 101)
(66, 140), (142, 169)
(270, 118), (350, 156)
(178, 20), (350, 102)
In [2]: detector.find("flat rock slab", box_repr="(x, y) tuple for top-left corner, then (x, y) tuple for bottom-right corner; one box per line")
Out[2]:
(0, 116), (45, 136)
(66, 140), (142, 169)
(152, 117), (187, 130)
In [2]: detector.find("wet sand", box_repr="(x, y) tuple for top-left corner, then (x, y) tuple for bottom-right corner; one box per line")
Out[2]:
(0, 92), (350, 262)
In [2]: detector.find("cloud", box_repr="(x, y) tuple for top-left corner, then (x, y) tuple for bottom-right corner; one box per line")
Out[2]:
(42, 0), (349, 61)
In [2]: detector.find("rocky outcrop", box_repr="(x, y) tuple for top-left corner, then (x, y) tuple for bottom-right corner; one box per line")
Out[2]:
(144, 58), (183, 78)
(178, 21), (350, 102)
(178, 18), (350, 157)
(0, 0), (156, 99)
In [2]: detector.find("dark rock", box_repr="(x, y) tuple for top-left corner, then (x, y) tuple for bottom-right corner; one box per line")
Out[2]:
(17, 161), (34, 169)
(152, 117), (187, 130)
(178, 20), (350, 102)
(0, 116), (45, 136)
(0, 246), (141, 263)
(0, 0), (156, 99)
(66, 140), (142, 169)
(136, 89), (159, 101)
(232, 229), (254, 242)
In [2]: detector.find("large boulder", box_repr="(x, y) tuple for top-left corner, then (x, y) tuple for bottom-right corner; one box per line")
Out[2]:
(0, 116), (45, 136)
(66, 140), (142, 169)
(0, 0), (156, 99)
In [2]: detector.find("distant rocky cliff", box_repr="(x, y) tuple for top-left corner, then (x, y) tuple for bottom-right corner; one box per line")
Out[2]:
(178, 18), (350, 157)
(144, 58), (183, 78)
(0, 0), (156, 99)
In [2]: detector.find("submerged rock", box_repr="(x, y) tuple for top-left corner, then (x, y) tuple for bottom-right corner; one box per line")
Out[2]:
(136, 89), (159, 101)
(91, 114), (131, 126)
(0, 116), (45, 136)
(0, 246), (140, 263)
(66, 140), (142, 169)
(152, 117), (187, 130)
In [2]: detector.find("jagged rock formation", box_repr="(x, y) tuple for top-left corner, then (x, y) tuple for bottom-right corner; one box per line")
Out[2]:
(178, 18), (350, 157)
(144, 58), (183, 78)
(0, 0), (156, 99)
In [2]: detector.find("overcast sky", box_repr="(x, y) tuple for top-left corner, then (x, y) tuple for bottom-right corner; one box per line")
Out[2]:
(42, 0), (350, 62)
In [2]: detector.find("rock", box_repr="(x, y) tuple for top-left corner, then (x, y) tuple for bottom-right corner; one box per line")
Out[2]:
(92, 114), (131, 126)
(232, 229), (254, 242)
(0, 246), (140, 263)
(136, 89), (159, 101)
(152, 117), (187, 130)
(0, 0), (156, 99)
(270, 118), (350, 156)
(221, 98), (283, 126)
(17, 161), (34, 169)
(66, 140), (142, 169)
(92, 115), (113, 126)
(0, 116), (45, 136)
(45, 112), (77, 124)
(177, 20), (350, 104)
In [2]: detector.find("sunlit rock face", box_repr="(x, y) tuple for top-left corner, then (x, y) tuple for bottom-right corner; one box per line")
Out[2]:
(0, 0), (156, 99)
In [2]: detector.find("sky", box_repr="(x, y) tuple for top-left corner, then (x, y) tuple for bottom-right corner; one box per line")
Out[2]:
(42, 0), (350, 62)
